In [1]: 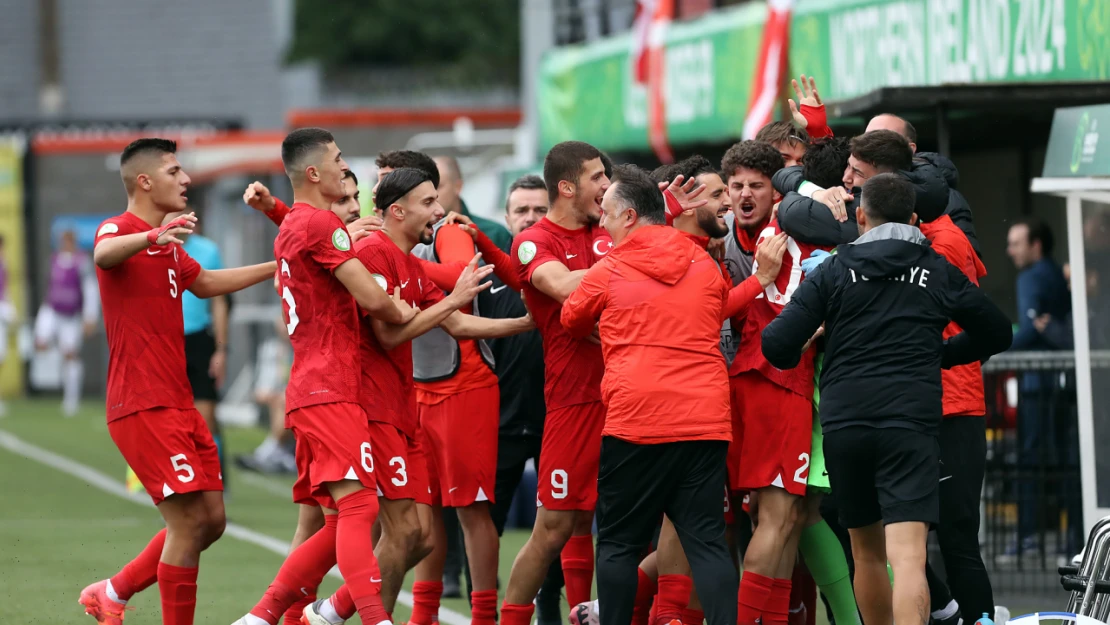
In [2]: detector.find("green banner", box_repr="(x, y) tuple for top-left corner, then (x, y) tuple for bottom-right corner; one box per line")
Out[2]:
(790, 0), (1110, 102)
(537, 2), (766, 155)
(1043, 104), (1110, 177)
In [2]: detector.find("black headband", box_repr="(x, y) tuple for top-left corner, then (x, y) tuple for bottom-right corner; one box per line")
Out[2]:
(377, 168), (431, 209)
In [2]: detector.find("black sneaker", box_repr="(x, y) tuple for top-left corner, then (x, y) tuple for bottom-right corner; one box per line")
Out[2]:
(442, 576), (462, 599)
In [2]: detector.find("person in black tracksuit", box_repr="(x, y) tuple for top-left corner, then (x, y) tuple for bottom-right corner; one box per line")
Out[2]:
(761, 174), (1012, 625)
(775, 135), (984, 625)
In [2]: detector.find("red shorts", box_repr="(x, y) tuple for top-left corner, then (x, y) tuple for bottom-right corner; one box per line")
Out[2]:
(733, 372), (812, 496)
(289, 402), (376, 510)
(538, 401), (605, 511)
(367, 421), (432, 506)
(727, 376), (745, 493)
(108, 407), (222, 505)
(419, 385), (499, 508)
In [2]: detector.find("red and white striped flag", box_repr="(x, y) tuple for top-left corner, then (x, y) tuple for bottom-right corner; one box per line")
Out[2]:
(631, 0), (675, 163)
(742, 0), (796, 140)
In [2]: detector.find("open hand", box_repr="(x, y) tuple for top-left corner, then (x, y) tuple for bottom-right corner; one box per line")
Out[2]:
(812, 186), (853, 223)
(150, 213), (196, 245)
(658, 174), (708, 214)
(754, 233), (788, 288)
(445, 211), (478, 240)
(800, 249), (832, 274)
(788, 74), (823, 130)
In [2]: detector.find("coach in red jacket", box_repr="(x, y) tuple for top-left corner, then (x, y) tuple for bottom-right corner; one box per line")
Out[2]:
(561, 164), (736, 625)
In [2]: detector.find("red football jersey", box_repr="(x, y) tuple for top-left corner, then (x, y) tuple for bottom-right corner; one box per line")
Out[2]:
(729, 220), (825, 397)
(274, 203), (362, 414)
(353, 231), (444, 438)
(95, 212), (202, 422)
(510, 217), (612, 411)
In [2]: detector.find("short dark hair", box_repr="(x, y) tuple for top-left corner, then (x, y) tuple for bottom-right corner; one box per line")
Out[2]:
(861, 173), (916, 226)
(1014, 217), (1055, 257)
(120, 138), (177, 168)
(611, 164), (666, 226)
(505, 175), (547, 211)
(755, 121), (809, 148)
(651, 154), (717, 185)
(721, 140), (785, 181)
(343, 170), (358, 186)
(543, 141), (605, 203)
(375, 150), (439, 183)
(376, 167), (434, 210)
(119, 138), (178, 194)
(803, 137), (851, 189)
(281, 128), (335, 180)
(850, 130), (913, 173)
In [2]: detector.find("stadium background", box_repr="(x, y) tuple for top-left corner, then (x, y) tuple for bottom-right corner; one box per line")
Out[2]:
(0, 0), (1108, 621)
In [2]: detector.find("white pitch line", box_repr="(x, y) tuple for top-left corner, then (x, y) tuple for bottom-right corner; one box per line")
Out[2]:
(0, 429), (467, 625)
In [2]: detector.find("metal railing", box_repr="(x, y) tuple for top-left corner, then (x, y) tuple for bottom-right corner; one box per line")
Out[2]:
(964, 351), (1110, 602)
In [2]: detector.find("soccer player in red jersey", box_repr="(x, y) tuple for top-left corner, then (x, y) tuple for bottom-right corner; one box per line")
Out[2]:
(300, 167), (533, 625)
(77, 138), (278, 625)
(497, 141), (613, 625)
(272, 128), (415, 625)
(723, 140), (824, 625)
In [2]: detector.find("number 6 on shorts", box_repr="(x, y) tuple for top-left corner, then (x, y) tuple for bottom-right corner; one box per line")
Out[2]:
(360, 442), (374, 473)
(551, 469), (568, 499)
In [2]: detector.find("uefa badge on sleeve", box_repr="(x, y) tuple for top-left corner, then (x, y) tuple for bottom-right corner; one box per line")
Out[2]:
(370, 273), (388, 291)
(332, 228), (351, 251)
(518, 240), (537, 265)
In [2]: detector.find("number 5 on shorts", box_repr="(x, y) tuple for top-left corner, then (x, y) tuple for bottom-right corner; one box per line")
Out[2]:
(551, 469), (568, 499)
(170, 454), (195, 483)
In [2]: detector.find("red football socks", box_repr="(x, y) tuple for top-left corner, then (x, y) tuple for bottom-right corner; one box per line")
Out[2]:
(282, 594), (314, 625)
(331, 584), (356, 620)
(738, 572), (775, 625)
(410, 581), (443, 625)
(500, 602), (535, 625)
(471, 589), (498, 625)
(632, 567), (658, 625)
(766, 578), (793, 625)
(251, 514), (339, 625)
(561, 535), (595, 607)
(336, 489), (389, 625)
(157, 562), (198, 625)
(109, 528), (166, 601)
(653, 575), (692, 625)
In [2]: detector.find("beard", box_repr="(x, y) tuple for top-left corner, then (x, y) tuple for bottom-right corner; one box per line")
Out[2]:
(419, 230), (434, 245)
(697, 209), (730, 238)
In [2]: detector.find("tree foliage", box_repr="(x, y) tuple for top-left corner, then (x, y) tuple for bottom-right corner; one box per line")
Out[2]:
(287, 0), (521, 85)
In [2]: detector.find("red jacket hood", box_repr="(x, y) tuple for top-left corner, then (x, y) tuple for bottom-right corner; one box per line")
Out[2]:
(610, 226), (697, 286)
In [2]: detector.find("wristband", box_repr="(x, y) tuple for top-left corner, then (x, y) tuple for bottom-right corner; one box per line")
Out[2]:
(799, 104), (833, 139)
(798, 181), (824, 198)
(662, 188), (685, 226)
(147, 217), (190, 245)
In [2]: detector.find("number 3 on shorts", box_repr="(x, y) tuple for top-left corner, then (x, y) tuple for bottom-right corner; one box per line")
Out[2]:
(793, 452), (811, 484)
(389, 456), (408, 486)
(170, 453), (194, 483)
(550, 469), (568, 499)
(360, 442), (374, 473)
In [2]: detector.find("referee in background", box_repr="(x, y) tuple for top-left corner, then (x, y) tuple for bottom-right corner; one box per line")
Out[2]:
(177, 214), (230, 485)
(762, 174), (1012, 625)
(561, 165), (737, 625)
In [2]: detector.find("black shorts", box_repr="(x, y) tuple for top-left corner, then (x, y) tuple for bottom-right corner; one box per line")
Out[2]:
(824, 425), (940, 528)
(184, 330), (218, 402)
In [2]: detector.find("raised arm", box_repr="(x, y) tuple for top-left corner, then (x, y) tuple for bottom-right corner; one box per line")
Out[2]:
(94, 214), (196, 270)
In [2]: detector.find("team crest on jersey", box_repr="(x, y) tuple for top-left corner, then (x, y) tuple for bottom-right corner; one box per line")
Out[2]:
(593, 238), (613, 256)
(97, 223), (119, 236)
(332, 228), (351, 251)
(518, 240), (537, 264)
(370, 273), (388, 290)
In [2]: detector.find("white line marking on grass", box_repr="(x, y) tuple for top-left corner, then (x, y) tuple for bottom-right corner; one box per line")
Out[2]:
(0, 429), (467, 625)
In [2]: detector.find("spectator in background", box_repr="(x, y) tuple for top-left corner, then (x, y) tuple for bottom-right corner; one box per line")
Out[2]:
(34, 229), (99, 417)
(1005, 218), (1072, 560)
(0, 235), (12, 416)
(175, 214), (230, 483)
(435, 156), (513, 251)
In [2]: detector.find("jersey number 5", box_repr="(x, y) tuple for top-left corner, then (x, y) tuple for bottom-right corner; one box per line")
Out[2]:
(279, 259), (300, 335)
(168, 269), (178, 298)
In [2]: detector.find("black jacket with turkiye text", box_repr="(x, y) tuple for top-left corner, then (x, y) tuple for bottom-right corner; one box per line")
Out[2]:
(761, 223), (1012, 434)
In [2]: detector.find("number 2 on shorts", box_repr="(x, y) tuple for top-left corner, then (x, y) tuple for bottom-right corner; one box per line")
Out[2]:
(793, 452), (811, 484)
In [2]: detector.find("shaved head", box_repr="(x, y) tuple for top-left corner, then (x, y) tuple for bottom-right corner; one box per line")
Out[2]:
(866, 114), (917, 152)
(434, 155), (462, 183)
